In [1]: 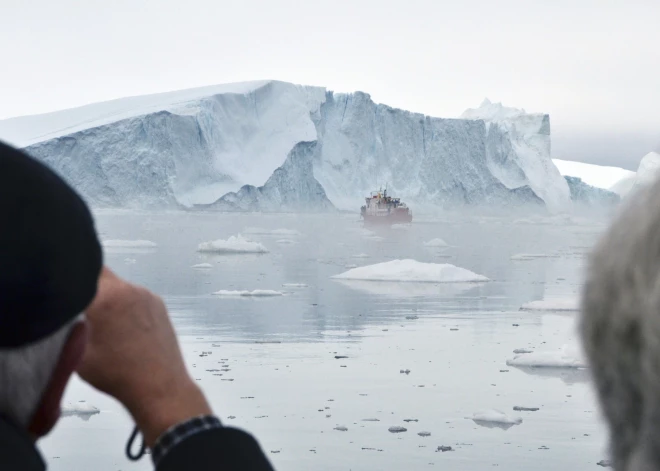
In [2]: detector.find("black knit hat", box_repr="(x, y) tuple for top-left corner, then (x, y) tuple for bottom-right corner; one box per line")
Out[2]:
(0, 141), (102, 348)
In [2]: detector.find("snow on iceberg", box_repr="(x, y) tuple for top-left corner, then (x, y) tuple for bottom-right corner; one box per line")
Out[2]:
(197, 235), (268, 254)
(520, 298), (579, 312)
(423, 238), (448, 247)
(61, 402), (100, 421)
(213, 290), (284, 297)
(102, 239), (157, 248)
(331, 259), (489, 283)
(471, 410), (522, 429)
(506, 345), (586, 368)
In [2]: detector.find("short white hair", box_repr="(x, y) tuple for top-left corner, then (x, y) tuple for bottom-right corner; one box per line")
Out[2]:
(0, 318), (79, 428)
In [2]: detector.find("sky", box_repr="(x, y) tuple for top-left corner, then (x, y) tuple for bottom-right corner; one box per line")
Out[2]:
(1, 0), (658, 169)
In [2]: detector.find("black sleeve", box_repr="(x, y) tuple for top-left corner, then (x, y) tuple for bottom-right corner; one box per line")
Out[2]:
(156, 427), (275, 471)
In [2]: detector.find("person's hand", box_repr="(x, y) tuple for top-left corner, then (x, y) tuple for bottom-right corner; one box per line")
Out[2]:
(77, 267), (212, 445)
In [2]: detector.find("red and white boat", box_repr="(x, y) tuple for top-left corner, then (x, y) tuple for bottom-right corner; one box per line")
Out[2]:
(360, 189), (412, 225)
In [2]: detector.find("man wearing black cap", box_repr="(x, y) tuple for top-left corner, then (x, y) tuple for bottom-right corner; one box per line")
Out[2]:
(0, 141), (275, 470)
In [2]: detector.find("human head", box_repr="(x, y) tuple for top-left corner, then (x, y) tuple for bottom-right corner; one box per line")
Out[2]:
(0, 141), (102, 437)
(581, 178), (660, 470)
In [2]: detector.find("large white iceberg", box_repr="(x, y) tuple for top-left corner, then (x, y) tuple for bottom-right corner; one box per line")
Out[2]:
(197, 234), (268, 254)
(4, 81), (569, 211)
(331, 259), (489, 283)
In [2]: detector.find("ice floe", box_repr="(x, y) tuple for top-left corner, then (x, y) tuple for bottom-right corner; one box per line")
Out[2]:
(506, 345), (586, 368)
(520, 298), (579, 312)
(198, 235), (268, 254)
(331, 259), (489, 283)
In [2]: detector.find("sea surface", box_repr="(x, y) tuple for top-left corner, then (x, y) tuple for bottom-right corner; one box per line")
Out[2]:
(42, 211), (611, 470)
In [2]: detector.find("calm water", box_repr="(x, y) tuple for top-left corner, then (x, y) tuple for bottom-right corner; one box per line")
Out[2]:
(42, 211), (610, 470)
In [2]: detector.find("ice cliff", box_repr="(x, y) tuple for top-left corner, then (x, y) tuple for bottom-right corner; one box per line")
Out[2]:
(1, 81), (570, 211)
(564, 176), (620, 206)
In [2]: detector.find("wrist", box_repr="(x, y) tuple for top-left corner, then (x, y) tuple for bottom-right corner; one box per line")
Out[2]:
(126, 378), (212, 446)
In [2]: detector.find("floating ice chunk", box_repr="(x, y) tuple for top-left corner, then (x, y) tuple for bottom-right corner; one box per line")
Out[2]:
(352, 253), (370, 258)
(513, 348), (534, 354)
(332, 259), (489, 283)
(197, 235), (268, 254)
(124, 258), (137, 264)
(102, 239), (157, 248)
(388, 426), (407, 433)
(510, 253), (558, 261)
(282, 283), (308, 288)
(423, 238), (448, 247)
(213, 290), (284, 297)
(61, 402), (100, 421)
(244, 227), (302, 236)
(334, 425), (348, 431)
(520, 298), (579, 312)
(192, 263), (213, 269)
(507, 345), (586, 368)
(471, 410), (522, 426)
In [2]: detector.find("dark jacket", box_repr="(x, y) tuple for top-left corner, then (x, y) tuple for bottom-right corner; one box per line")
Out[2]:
(0, 417), (275, 471)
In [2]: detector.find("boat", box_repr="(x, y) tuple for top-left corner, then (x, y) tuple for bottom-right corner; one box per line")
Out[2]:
(360, 188), (412, 225)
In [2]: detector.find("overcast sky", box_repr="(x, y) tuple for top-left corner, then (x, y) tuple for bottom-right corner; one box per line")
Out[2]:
(1, 0), (658, 169)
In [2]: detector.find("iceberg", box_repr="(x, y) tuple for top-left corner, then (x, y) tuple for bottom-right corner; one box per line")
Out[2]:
(470, 410), (522, 429)
(331, 259), (489, 283)
(197, 234), (268, 254)
(506, 345), (586, 368)
(5, 81), (570, 211)
(423, 238), (448, 247)
(552, 159), (635, 191)
(564, 176), (620, 206)
(61, 402), (100, 421)
(192, 263), (213, 269)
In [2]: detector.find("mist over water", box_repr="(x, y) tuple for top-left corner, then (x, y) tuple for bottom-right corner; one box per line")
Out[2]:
(42, 210), (609, 470)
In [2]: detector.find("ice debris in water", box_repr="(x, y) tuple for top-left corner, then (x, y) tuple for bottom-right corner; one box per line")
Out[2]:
(423, 238), (448, 247)
(282, 283), (308, 288)
(418, 431), (431, 437)
(332, 259), (489, 283)
(102, 239), (157, 248)
(244, 227), (302, 236)
(334, 425), (348, 432)
(513, 348), (534, 354)
(124, 258), (137, 264)
(197, 234), (268, 254)
(192, 263), (213, 269)
(471, 410), (522, 425)
(213, 290), (284, 297)
(388, 426), (407, 433)
(510, 253), (558, 261)
(352, 253), (370, 258)
(506, 345), (586, 368)
(520, 298), (579, 312)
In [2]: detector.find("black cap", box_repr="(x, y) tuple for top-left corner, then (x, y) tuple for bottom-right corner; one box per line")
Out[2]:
(0, 141), (102, 348)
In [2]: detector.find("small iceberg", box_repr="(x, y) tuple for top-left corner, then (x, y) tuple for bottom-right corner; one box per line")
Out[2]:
(102, 239), (157, 248)
(471, 410), (522, 430)
(331, 259), (489, 283)
(192, 263), (213, 269)
(506, 345), (586, 368)
(61, 402), (100, 421)
(423, 238), (448, 247)
(213, 290), (284, 297)
(520, 298), (579, 312)
(198, 235), (268, 254)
